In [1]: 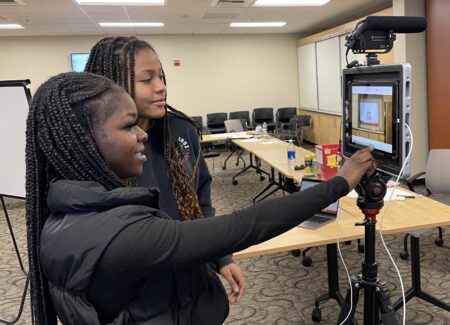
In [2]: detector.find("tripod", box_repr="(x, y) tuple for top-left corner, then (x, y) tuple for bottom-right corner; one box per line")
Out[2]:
(337, 174), (398, 325)
(0, 195), (29, 325)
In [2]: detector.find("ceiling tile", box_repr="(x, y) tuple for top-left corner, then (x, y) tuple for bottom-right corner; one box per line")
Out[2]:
(0, 0), (392, 36)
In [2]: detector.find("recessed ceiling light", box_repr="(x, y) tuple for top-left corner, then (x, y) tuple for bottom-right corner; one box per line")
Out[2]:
(230, 22), (286, 27)
(254, 0), (330, 6)
(76, 0), (164, 5)
(0, 24), (24, 29)
(99, 22), (164, 27)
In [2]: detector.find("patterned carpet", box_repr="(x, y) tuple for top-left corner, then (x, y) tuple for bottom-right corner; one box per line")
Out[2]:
(1, 151), (450, 324)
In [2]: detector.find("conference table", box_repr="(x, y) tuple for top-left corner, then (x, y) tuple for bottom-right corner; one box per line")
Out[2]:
(202, 133), (310, 199)
(231, 136), (314, 201)
(201, 132), (255, 171)
(205, 133), (450, 320)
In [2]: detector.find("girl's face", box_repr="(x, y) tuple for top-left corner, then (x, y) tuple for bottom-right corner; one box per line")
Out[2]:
(133, 48), (167, 123)
(94, 91), (148, 180)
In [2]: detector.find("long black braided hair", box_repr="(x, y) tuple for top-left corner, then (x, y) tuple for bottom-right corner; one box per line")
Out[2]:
(85, 36), (204, 221)
(25, 72), (126, 324)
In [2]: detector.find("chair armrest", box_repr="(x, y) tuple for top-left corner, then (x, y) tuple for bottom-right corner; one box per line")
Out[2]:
(406, 171), (426, 193)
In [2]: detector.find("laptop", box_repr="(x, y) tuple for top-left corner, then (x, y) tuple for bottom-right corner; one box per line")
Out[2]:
(224, 119), (244, 133)
(297, 179), (339, 229)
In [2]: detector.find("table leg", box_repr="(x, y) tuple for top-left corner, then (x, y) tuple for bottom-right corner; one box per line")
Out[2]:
(392, 234), (450, 312)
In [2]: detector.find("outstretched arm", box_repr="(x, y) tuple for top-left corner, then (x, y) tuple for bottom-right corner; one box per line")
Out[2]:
(94, 177), (349, 284)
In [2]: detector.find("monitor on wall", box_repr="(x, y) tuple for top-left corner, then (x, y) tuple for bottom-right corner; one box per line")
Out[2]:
(71, 53), (90, 72)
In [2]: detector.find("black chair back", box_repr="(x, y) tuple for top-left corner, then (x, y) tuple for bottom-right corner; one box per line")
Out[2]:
(252, 107), (275, 131)
(276, 107), (297, 126)
(295, 114), (312, 127)
(253, 107), (273, 122)
(190, 116), (203, 129)
(229, 110), (250, 130)
(206, 112), (228, 134)
(288, 116), (300, 131)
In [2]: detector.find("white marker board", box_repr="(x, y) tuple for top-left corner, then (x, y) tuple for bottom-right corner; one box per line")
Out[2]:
(0, 80), (31, 198)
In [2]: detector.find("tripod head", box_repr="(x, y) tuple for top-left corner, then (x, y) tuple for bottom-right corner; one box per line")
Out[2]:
(355, 173), (387, 217)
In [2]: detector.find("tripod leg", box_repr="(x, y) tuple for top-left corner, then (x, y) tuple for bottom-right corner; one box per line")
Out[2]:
(336, 276), (360, 325)
(1, 196), (27, 275)
(377, 281), (398, 325)
(0, 273), (29, 325)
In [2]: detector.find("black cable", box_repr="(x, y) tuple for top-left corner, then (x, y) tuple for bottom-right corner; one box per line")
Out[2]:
(346, 47), (349, 67)
(0, 274), (29, 325)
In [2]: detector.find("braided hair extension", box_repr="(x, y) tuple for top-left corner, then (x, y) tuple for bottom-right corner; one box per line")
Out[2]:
(25, 72), (125, 324)
(85, 36), (205, 221)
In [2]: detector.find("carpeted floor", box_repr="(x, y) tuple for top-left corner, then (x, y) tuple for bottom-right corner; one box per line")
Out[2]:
(1, 151), (450, 324)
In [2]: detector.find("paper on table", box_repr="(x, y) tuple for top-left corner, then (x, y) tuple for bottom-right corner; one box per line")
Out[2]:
(228, 134), (254, 139)
(346, 187), (417, 200)
(240, 138), (262, 142)
(261, 141), (284, 145)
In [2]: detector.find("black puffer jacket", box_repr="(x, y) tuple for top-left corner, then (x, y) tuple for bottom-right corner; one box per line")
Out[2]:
(40, 177), (348, 324)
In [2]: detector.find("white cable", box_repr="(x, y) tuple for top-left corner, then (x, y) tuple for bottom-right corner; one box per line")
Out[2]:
(378, 123), (413, 325)
(336, 211), (353, 325)
(335, 123), (414, 325)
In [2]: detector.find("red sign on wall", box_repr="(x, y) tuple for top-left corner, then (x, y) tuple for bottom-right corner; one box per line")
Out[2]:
(173, 59), (181, 67)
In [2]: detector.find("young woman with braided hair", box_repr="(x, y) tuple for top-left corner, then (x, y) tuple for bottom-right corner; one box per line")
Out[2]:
(27, 72), (375, 324)
(85, 36), (247, 306)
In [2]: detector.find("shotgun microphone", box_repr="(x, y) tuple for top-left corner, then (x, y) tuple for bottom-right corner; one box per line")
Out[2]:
(345, 16), (427, 55)
(365, 16), (427, 33)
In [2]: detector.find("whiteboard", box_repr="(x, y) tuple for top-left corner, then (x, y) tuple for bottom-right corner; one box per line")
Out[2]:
(297, 43), (318, 110)
(0, 81), (31, 198)
(316, 37), (341, 114)
(297, 33), (368, 116)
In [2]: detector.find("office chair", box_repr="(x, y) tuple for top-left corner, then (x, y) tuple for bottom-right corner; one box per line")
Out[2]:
(192, 115), (222, 172)
(229, 111), (251, 130)
(190, 115), (202, 128)
(295, 114), (312, 144)
(222, 119), (246, 169)
(276, 116), (301, 144)
(206, 113), (227, 134)
(275, 107), (297, 130)
(190, 115), (209, 134)
(201, 140), (222, 181)
(252, 107), (276, 132)
(400, 149), (450, 259)
(276, 115), (312, 145)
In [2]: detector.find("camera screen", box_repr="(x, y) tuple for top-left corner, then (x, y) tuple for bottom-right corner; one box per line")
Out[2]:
(342, 64), (410, 178)
(350, 85), (395, 154)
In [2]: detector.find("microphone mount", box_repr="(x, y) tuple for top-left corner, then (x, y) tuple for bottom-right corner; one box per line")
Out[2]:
(345, 16), (426, 67)
(345, 21), (396, 66)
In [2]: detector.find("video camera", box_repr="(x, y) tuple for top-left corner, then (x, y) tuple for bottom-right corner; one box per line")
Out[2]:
(342, 16), (427, 179)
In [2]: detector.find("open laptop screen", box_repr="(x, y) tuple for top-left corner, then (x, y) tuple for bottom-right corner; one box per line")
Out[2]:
(300, 179), (338, 214)
(224, 119), (244, 133)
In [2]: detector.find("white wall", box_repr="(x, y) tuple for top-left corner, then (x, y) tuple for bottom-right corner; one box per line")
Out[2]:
(393, 0), (428, 175)
(0, 34), (300, 121)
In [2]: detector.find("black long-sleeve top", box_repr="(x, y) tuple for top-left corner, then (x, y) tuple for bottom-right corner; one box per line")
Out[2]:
(85, 176), (349, 321)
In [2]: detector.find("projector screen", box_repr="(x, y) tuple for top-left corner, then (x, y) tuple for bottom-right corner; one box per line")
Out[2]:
(0, 80), (31, 198)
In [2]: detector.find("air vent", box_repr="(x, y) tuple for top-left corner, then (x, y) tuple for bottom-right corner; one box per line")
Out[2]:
(0, 0), (25, 5)
(212, 0), (254, 7)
